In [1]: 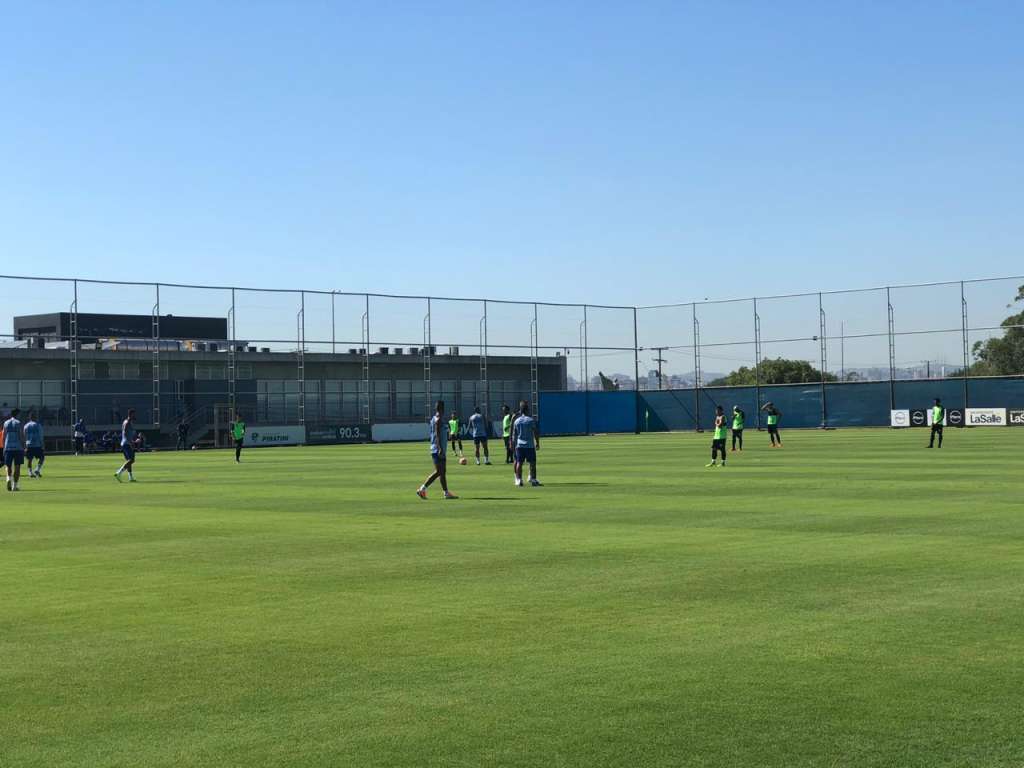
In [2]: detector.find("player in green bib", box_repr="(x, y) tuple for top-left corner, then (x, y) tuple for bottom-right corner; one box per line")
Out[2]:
(730, 405), (745, 452)
(761, 402), (782, 447)
(706, 406), (728, 467)
(501, 405), (514, 464)
(448, 413), (464, 459)
(927, 398), (945, 448)
(230, 413), (246, 462)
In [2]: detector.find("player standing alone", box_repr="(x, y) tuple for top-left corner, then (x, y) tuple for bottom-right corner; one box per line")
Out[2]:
(448, 412), (464, 459)
(115, 409), (138, 482)
(707, 406), (728, 467)
(762, 402), (782, 447)
(417, 400), (457, 499)
(3, 408), (24, 491)
(24, 411), (45, 478)
(501, 405), (514, 464)
(469, 407), (491, 465)
(231, 413), (246, 462)
(927, 398), (945, 448)
(512, 400), (541, 487)
(731, 405), (745, 452)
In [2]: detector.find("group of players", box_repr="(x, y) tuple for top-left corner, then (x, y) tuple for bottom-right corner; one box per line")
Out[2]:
(706, 402), (783, 467)
(417, 400), (540, 500)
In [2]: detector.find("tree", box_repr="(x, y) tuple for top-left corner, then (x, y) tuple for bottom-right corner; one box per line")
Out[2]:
(708, 357), (837, 386)
(961, 284), (1024, 376)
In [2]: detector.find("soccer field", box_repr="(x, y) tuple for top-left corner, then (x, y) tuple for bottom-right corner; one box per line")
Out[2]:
(2, 429), (1022, 767)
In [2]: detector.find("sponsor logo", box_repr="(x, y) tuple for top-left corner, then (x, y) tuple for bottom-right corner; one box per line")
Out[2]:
(947, 409), (964, 427)
(965, 408), (1007, 427)
(306, 425), (369, 444)
(910, 409), (927, 427)
(1009, 409), (1024, 426)
(890, 410), (910, 428)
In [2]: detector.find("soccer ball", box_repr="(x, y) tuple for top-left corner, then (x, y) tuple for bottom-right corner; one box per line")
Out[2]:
(191, 444), (198, 450)
(458, 457), (468, 465)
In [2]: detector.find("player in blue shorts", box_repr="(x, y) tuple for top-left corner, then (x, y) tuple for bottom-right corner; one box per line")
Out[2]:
(512, 400), (541, 487)
(417, 400), (458, 500)
(115, 408), (138, 482)
(468, 406), (491, 465)
(23, 411), (45, 478)
(3, 407), (25, 492)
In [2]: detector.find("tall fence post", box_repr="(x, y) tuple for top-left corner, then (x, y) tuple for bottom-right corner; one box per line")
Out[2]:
(297, 291), (306, 425)
(479, 300), (488, 420)
(228, 288), (237, 422)
(633, 306), (640, 435)
(961, 281), (970, 409)
(753, 297), (762, 429)
(152, 283), (161, 427)
(818, 292), (827, 428)
(582, 305), (589, 434)
(69, 279), (79, 434)
(887, 286), (896, 412)
(530, 303), (539, 423)
(692, 304), (701, 431)
(362, 294), (371, 425)
(331, 291), (336, 355)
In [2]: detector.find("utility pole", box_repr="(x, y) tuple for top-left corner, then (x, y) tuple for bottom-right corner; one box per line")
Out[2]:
(652, 346), (668, 390)
(840, 321), (845, 382)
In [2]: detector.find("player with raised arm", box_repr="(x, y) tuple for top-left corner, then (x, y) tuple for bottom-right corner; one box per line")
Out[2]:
(468, 406), (491, 465)
(730, 405), (745, 452)
(417, 400), (457, 500)
(3, 408), (24, 491)
(512, 400), (541, 487)
(761, 402), (783, 447)
(706, 405), (728, 467)
(24, 411), (45, 478)
(927, 398), (945, 448)
(115, 409), (138, 482)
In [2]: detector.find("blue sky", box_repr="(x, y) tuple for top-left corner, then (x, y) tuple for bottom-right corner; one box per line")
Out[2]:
(2, 1), (1022, 329)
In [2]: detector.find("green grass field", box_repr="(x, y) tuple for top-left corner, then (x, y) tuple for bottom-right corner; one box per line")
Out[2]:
(2, 428), (1023, 767)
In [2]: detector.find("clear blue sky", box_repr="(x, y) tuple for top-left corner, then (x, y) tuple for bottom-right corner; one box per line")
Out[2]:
(2, 1), (1022, 314)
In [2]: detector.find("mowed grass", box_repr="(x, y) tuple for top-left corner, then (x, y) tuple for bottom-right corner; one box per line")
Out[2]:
(1, 428), (1023, 768)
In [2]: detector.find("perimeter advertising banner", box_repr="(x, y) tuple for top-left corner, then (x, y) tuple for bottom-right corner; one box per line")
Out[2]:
(247, 425), (306, 446)
(965, 408), (1007, 426)
(1009, 409), (1024, 426)
(305, 424), (371, 444)
(890, 410), (910, 428)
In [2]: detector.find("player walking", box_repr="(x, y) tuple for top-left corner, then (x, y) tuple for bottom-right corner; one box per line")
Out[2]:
(512, 400), (541, 487)
(231, 413), (246, 462)
(730, 405), (745, 452)
(927, 398), (945, 448)
(501, 405), (514, 464)
(417, 400), (457, 499)
(114, 409), (138, 482)
(3, 408), (25, 491)
(707, 406), (728, 467)
(73, 417), (87, 455)
(761, 402), (783, 447)
(176, 419), (188, 450)
(469, 407), (491, 465)
(24, 411), (45, 478)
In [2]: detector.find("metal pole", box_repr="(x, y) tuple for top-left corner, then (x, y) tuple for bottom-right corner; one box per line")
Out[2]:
(480, 299), (488, 419)
(531, 303), (539, 423)
(153, 283), (160, 427)
(819, 292), (827, 428)
(230, 287), (237, 422)
(840, 321), (845, 381)
(70, 279), (79, 434)
(362, 294), (371, 424)
(633, 306), (640, 435)
(887, 287), (896, 411)
(961, 281), (969, 409)
(753, 297), (761, 429)
(331, 291), (336, 354)
(692, 304), (701, 431)
(582, 305), (589, 434)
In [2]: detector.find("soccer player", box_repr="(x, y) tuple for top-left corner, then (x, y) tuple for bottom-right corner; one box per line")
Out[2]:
(24, 411), (45, 478)
(448, 412), (464, 458)
(230, 413), (246, 462)
(707, 406), (728, 467)
(468, 406), (491, 465)
(927, 398), (945, 448)
(115, 408), (138, 483)
(512, 400), (541, 487)
(73, 417), (87, 455)
(3, 407), (25, 491)
(417, 400), (457, 499)
(731, 405), (745, 452)
(761, 402), (782, 447)
(176, 419), (188, 450)
(501, 404), (514, 464)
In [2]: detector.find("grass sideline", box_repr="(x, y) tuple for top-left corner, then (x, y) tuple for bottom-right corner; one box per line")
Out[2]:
(2, 428), (1023, 767)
